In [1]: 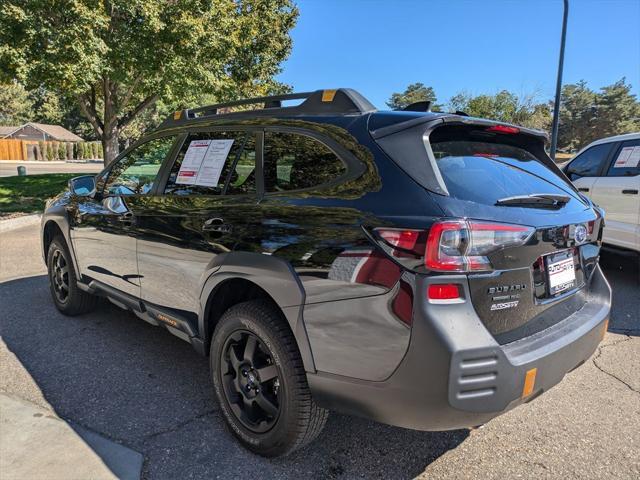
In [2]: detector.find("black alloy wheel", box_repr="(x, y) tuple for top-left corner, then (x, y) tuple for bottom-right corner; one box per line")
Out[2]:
(210, 300), (328, 457)
(47, 236), (97, 315)
(50, 247), (70, 304)
(220, 330), (281, 433)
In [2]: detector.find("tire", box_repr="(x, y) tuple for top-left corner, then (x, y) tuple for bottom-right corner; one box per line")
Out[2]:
(47, 236), (97, 316)
(210, 300), (328, 457)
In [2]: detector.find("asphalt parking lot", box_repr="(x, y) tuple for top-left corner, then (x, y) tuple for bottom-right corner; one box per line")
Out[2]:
(1, 223), (638, 479)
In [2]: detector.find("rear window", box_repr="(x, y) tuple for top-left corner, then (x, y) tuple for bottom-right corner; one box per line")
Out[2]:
(431, 140), (576, 206)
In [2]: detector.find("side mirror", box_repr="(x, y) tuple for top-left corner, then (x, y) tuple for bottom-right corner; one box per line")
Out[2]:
(69, 175), (96, 197)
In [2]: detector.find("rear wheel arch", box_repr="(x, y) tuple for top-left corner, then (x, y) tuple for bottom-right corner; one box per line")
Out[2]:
(199, 258), (315, 372)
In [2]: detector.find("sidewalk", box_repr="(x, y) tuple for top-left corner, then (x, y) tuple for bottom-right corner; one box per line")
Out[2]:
(0, 393), (143, 480)
(0, 225), (143, 480)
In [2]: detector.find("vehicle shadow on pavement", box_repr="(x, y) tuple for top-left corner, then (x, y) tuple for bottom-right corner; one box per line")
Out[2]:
(0, 274), (469, 479)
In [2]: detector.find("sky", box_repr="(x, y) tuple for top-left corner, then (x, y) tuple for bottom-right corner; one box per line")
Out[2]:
(276, 0), (640, 109)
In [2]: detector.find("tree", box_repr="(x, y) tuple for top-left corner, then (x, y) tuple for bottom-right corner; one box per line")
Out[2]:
(1, 0), (298, 165)
(557, 78), (640, 151)
(0, 81), (33, 126)
(595, 78), (640, 139)
(386, 83), (441, 111)
(30, 87), (65, 125)
(557, 80), (597, 151)
(447, 90), (551, 132)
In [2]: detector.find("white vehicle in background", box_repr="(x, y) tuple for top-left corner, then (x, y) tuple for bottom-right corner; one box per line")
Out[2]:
(564, 133), (640, 252)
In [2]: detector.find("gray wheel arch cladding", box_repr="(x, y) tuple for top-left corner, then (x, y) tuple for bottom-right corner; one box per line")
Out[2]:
(198, 251), (316, 373)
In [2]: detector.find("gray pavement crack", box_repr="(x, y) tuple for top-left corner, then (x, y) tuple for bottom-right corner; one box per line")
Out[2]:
(592, 335), (638, 394)
(141, 409), (218, 443)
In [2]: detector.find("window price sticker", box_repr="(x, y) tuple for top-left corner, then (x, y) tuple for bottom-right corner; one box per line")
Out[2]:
(614, 146), (640, 168)
(176, 139), (235, 186)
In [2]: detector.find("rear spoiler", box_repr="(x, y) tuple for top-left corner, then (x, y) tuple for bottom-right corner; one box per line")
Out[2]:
(370, 114), (548, 141)
(372, 115), (577, 198)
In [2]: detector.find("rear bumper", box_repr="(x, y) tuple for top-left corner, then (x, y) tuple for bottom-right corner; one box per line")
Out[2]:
(308, 264), (611, 430)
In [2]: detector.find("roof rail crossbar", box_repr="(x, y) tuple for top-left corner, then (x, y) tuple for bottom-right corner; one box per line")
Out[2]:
(188, 92), (314, 118)
(161, 89), (377, 128)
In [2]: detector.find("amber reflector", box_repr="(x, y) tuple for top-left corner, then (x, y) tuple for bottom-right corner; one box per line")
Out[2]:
(522, 368), (537, 398)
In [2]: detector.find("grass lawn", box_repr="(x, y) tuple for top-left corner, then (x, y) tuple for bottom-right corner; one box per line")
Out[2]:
(0, 173), (80, 217)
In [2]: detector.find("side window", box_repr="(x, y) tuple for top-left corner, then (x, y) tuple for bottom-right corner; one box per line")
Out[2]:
(105, 136), (176, 195)
(606, 140), (640, 177)
(565, 143), (613, 180)
(164, 131), (256, 195)
(263, 132), (346, 192)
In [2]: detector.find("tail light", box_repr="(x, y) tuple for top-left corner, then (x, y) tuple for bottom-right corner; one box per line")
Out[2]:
(376, 228), (427, 258)
(425, 220), (534, 272)
(373, 219), (534, 273)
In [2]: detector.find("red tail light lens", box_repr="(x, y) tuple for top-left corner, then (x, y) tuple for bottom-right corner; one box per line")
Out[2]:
(375, 228), (427, 258)
(377, 229), (420, 251)
(425, 220), (534, 272)
(486, 125), (520, 134)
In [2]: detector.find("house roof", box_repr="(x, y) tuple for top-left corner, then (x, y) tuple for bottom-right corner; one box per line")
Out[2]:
(0, 123), (84, 142)
(0, 126), (19, 137)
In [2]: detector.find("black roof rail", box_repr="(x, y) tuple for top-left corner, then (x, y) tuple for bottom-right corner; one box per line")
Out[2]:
(160, 88), (376, 128)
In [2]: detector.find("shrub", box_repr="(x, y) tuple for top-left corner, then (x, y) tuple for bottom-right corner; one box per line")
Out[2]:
(92, 142), (101, 159)
(46, 142), (54, 161)
(58, 142), (66, 160)
(77, 142), (84, 160)
(37, 141), (45, 161)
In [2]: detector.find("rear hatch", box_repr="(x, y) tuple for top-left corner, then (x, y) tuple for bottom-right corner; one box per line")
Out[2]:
(376, 120), (602, 344)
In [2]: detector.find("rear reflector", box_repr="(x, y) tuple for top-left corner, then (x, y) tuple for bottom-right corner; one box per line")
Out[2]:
(428, 283), (461, 300)
(522, 368), (537, 398)
(487, 125), (520, 134)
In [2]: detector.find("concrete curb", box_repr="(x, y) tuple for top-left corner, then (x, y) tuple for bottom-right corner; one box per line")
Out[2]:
(0, 214), (42, 233)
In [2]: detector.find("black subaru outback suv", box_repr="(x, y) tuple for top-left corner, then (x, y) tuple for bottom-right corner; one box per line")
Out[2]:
(42, 89), (611, 457)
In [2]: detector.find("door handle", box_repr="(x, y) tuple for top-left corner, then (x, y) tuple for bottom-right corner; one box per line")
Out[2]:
(202, 217), (232, 233)
(622, 189), (639, 195)
(578, 187), (590, 192)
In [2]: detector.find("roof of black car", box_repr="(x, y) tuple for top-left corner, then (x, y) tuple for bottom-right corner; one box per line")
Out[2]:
(157, 88), (545, 140)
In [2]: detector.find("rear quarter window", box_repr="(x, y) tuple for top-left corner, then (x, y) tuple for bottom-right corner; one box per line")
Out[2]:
(263, 131), (346, 192)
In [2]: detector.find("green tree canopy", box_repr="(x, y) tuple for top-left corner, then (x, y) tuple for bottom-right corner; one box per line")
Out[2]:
(386, 82), (441, 111)
(558, 78), (640, 151)
(0, 81), (33, 126)
(557, 80), (597, 151)
(448, 90), (551, 131)
(595, 78), (640, 139)
(1, 0), (298, 165)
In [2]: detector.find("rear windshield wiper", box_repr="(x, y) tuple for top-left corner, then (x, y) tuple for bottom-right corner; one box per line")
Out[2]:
(495, 193), (571, 208)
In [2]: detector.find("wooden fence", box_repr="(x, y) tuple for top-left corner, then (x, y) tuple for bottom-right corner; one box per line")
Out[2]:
(0, 139), (102, 161)
(0, 139), (26, 161)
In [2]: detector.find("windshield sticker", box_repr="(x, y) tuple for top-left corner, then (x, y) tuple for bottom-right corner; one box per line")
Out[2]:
(176, 139), (235, 186)
(614, 146), (640, 168)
